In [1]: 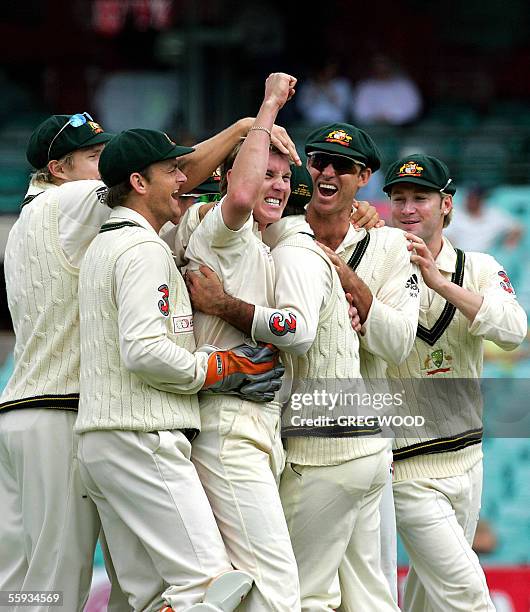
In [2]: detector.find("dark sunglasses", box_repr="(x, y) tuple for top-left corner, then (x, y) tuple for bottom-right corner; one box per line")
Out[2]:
(307, 152), (364, 175)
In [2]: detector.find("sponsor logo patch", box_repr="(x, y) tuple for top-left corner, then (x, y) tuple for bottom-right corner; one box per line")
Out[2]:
(172, 315), (194, 333)
(406, 273), (420, 298)
(215, 353), (223, 375)
(95, 186), (108, 203)
(498, 270), (515, 294)
(158, 284), (170, 316)
(269, 312), (297, 336)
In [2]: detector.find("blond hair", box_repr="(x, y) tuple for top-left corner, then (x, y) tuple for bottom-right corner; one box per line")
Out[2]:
(30, 153), (74, 187)
(219, 140), (289, 197)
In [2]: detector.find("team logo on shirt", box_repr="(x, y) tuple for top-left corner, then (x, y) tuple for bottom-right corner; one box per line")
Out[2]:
(158, 284), (170, 316)
(405, 273), (420, 298)
(421, 348), (453, 375)
(325, 130), (352, 147)
(498, 270), (515, 294)
(398, 162), (424, 177)
(269, 312), (297, 336)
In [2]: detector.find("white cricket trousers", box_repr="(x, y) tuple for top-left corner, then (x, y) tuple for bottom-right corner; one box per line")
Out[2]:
(393, 460), (495, 611)
(0, 409), (129, 612)
(280, 444), (399, 612)
(78, 428), (233, 612)
(191, 395), (301, 612)
(379, 451), (398, 601)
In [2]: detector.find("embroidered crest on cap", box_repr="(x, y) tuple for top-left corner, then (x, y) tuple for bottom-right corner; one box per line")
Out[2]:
(87, 121), (104, 135)
(163, 132), (176, 146)
(292, 182), (312, 197)
(398, 161), (424, 177)
(325, 129), (352, 147)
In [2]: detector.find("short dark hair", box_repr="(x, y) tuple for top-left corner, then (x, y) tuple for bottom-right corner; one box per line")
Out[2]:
(104, 167), (153, 208)
(105, 180), (132, 209)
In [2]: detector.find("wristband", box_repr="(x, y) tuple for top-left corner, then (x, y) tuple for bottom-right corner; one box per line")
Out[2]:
(248, 126), (272, 138)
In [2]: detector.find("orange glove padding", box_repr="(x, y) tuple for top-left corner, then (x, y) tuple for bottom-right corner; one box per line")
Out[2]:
(202, 342), (281, 393)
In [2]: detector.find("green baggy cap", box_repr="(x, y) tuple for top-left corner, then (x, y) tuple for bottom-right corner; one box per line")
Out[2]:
(99, 129), (195, 188)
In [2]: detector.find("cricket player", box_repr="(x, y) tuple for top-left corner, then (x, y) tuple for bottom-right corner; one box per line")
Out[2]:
(299, 123), (421, 606)
(76, 128), (286, 612)
(0, 113), (127, 612)
(177, 72), (305, 611)
(0, 111), (291, 612)
(185, 125), (413, 610)
(385, 153), (527, 611)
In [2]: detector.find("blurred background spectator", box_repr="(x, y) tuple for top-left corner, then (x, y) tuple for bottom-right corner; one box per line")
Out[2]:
(351, 54), (423, 126)
(473, 518), (499, 556)
(445, 185), (524, 252)
(296, 59), (354, 125)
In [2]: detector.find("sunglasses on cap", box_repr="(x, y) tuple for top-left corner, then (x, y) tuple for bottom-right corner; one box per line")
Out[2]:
(307, 152), (365, 175)
(47, 112), (94, 161)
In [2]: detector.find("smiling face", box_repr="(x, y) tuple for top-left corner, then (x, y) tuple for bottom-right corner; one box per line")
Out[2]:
(252, 150), (292, 227)
(143, 157), (188, 226)
(390, 183), (452, 243)
(307, 153), (371, 217)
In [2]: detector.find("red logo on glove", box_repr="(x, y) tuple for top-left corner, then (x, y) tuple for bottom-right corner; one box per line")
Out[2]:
(269, 312), (297, 336)
(498, 271), (515, 294)
(158, 284), (170, 316)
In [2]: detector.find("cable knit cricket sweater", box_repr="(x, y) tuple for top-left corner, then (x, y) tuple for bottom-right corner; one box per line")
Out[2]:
(1, 189), (81, 412)
(280, 233), (387, 466)
(75, 223), (200, 433)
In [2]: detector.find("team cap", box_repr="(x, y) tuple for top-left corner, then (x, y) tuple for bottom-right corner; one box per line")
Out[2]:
(26, 113), (113, 169)
(186, 168), (221, 196)
(99, 129), (195, 188)
(288, 163), (313, 209)
(383, 154), (456, 195)
(305, 122), (381, 172)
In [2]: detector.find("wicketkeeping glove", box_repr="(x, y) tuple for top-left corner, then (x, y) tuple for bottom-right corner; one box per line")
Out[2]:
(201, 342), (284, 402)
(238, 365), (285, 403)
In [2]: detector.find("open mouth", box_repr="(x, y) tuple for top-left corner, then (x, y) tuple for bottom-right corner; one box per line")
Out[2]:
(317, 183), (338, 197)
(171, 189), (180, 200)
(400, 220), (421, 225)
(264, 197), (281, 208)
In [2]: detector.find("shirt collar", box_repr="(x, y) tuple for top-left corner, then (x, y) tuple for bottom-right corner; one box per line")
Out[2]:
(262, 215), (313, 249)
(335, 224), (367, 255)
(435, 235), (457, 273)
(109, 206), (159, 235)
(25, 181), (56, 197)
